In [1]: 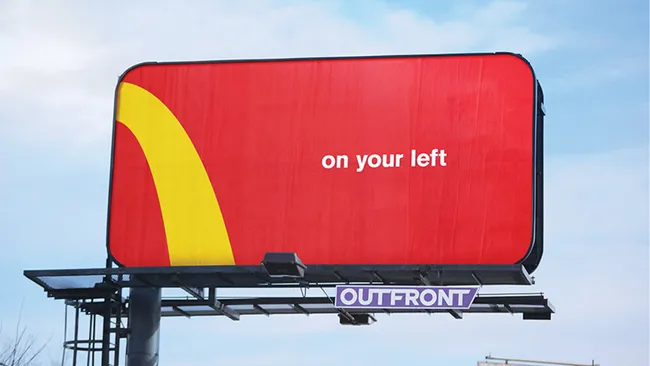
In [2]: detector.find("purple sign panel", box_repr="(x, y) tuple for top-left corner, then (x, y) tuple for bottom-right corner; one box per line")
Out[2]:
(334, 285), (479, 309)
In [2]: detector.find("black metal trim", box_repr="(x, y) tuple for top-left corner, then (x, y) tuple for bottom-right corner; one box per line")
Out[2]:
(24, 263), (533, 291)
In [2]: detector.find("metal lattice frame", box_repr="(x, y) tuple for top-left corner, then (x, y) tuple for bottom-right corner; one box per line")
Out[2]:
(24, 264), (554, 365)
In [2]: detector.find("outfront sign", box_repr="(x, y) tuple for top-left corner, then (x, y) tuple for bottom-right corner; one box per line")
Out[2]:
(108, 53), (543, 268)
(334, 285), (479, 310)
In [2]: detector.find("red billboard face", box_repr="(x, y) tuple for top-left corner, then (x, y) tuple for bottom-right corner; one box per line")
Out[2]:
(108, 53), (542, 268)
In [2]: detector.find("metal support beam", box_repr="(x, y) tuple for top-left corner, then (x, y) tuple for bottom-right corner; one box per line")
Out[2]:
(292, 304), (310, 315)
(101, 297), (112, 366)
(371, 271), (387, 284)
(172, 306), (192, 318)
(114, 282), (125, 366)
(485, 355), (598, 366)
(418, 272), (431, 286)
(127, 287), (161, 366)
(171, 274), (205, 300)
(73, 304), (80, 366)
(333, 271), (348, 282)
(471, 271), (483, 286)
(253, 304), (270, 316)
(207, 288), (240, 321)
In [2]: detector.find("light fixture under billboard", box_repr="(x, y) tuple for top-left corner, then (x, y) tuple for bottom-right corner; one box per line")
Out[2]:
(261, 252), (307, 278)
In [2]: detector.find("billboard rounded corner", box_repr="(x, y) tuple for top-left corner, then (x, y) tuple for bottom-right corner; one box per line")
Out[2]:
(495, 52), (537, 81)
(106, 246), (127, 268)
(525, 243), (544, 274)
(117, 62), (160, 86)
(515, 201), (543, 273)
(515, 236), (543, 274)
(518, 204), (545, 274)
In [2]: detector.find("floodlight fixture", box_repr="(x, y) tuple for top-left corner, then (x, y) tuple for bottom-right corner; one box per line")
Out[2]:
(338, 313), (376, 326)
(261, 252), (306, 278)
(523, 312), (552, 320)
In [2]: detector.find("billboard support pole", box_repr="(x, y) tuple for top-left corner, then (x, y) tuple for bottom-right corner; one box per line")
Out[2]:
(126, 287), (161, 366)
(102, 257), (113, 366)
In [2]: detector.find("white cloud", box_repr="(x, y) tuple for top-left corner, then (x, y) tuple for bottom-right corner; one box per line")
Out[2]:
(543, 56), (649, 93)
(0, 0), (556, 149)
(545, 147), (648, 242)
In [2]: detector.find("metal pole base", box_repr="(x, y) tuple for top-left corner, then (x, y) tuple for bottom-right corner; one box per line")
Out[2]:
(127, 287), (161, 366)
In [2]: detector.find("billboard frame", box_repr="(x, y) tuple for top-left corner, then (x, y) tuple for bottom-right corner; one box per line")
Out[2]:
(105, 52), (545, 274)
(24, 262), (535, 290)
(23, 263), (555, 365)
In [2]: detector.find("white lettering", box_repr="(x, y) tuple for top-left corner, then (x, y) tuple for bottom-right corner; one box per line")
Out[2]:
(409, 149), (448, 167)
(323, 150), (445, 171)
(337, 287), (475, 309)
(321, 154), (348, 169)
(321, 155), (336, 169)
(390, 291), (404, 306)
(419, 289), (437, 306)
(357, 288), (373, 305)
(450, 289), (472, 306)
(339, 288), (357, 305)
(416, 153), (429, 167)
(437, 289), (453, 306)
(438, 149), (447, 166)
(404, 289), (419, 306)
(379, 154), (400, 168)
(355, 153), (405, 172)
(373, 289), (391, 306)
(394, 154), (404, 167)
(355, 155), (368, 172)
(430, 149), (439, 167)
(367, 154), (381, 168)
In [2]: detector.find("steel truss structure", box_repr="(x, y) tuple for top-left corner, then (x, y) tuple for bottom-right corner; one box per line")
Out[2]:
(24, 264), (554, 366)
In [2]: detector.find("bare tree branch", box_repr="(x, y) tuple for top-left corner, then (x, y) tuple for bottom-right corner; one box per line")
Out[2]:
(0, 310), (49, 366)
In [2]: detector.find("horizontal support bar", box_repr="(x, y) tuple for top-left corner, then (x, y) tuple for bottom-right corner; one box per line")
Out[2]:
(24, 264), (534, 292)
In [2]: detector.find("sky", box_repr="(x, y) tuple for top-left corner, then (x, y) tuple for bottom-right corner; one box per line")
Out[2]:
(0, 0), (648, 365)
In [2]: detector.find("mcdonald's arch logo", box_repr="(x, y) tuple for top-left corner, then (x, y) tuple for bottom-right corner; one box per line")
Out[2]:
(113, 82), (234, 266)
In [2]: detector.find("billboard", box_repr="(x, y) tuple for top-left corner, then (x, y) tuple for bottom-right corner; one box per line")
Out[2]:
(107, 53), (544, 269)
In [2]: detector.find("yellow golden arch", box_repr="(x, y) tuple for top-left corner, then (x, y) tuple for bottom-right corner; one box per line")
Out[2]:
(116, 82), (235, 266)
